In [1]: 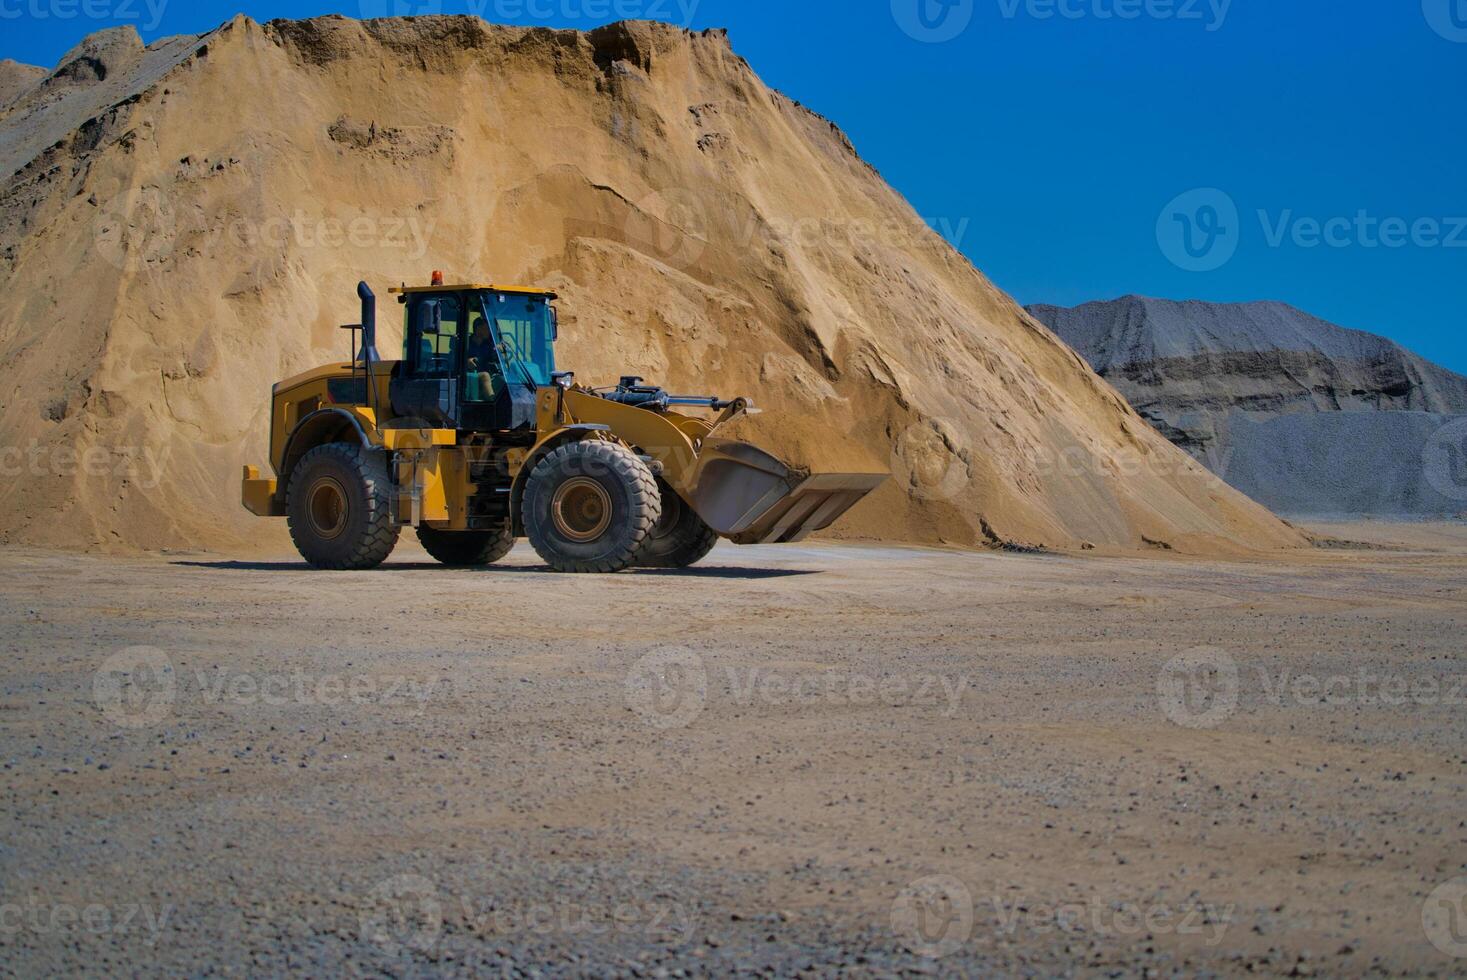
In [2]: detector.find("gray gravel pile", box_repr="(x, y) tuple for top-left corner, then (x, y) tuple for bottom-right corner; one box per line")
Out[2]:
(0, 27), (209, 180)
(1224, 411), (1467, 518)
(1029, 296), (1467, 516)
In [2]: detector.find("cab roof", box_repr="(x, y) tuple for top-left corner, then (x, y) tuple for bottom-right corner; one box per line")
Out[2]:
(388, 282), (558, 299)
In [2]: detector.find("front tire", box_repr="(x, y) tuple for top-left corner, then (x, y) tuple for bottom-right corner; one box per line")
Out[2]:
(637, 480), (718, 569)
(523, 441), (661, 573)
(286, 442), (400, 570)
(417, 525), (515, 567)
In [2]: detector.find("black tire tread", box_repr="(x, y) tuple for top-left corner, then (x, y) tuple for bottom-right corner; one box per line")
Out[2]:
(416, 525), (515, 567)
(637, 483), (719, 569)
(285, 442), (400, 570)
(524, 440), (661, 573)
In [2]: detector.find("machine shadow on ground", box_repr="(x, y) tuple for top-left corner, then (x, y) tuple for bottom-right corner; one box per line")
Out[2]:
(170, 559), (819, 580)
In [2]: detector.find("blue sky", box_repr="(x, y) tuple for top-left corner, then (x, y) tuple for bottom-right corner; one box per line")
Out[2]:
(4, 0), (1465, 370)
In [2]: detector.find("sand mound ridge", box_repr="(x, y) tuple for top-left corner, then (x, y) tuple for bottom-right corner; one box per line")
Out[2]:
(0, 15), (1303, 555)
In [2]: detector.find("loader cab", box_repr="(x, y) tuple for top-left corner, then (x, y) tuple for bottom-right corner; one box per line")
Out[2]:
(389, 281), (558, 433)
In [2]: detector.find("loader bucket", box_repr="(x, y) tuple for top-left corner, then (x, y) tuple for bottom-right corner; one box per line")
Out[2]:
(687, 438), (887, 545)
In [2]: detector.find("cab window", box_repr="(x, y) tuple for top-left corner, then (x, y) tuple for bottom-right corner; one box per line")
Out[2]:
(405, 296), (460, 377)
(485, 293), (556, 388)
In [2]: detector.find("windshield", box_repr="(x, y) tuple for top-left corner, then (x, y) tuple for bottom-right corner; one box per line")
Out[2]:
(483, 292), (556, 388)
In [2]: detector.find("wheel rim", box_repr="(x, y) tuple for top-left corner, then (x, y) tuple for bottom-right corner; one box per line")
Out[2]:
(307, 477), (349, 540)
(551, 477), (613, 542)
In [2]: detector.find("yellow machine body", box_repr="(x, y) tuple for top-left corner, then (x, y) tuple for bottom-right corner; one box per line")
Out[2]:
(242, 278), (886, 568)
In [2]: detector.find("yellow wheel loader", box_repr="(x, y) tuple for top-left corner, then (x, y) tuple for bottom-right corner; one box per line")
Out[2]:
(241, 277), (886, 572)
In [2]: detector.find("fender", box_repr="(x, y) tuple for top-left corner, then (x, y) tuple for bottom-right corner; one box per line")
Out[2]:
(278, 408), (376, 493)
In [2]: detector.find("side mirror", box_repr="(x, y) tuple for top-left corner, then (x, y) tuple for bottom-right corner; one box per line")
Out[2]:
(550, 306), (559, 340)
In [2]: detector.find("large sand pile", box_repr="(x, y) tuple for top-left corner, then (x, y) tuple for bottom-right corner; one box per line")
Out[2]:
(0, 16), (1302, 555)
(1030, 297), (1467, 516)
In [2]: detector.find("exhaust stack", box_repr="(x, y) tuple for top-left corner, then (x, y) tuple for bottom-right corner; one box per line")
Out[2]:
(357, 281), (379, 363)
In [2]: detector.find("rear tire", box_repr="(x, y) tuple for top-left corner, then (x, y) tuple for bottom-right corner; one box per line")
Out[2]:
(286, 442), (400, 570)
(637, 480), (718, 569)
(417, 525), (515, 567)
(523, 440), (661, 573)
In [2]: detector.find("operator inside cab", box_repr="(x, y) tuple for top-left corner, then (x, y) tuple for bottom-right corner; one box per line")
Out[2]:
(466, 313), (502, 403)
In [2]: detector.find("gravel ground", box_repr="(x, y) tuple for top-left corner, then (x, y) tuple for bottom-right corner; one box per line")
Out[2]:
(3, 527), (1467, 976)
